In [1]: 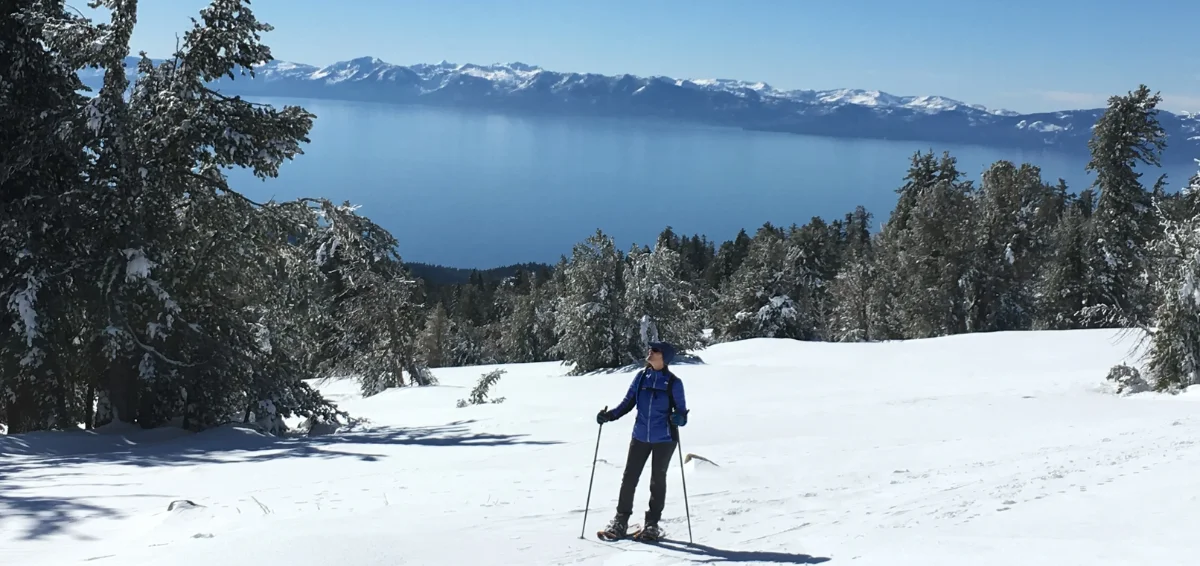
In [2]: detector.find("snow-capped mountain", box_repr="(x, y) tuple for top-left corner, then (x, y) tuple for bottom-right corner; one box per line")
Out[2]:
(77, 57), (1200, 159)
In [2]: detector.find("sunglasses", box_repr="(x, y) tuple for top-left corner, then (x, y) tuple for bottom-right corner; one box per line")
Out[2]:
(649, 347), (660, 354)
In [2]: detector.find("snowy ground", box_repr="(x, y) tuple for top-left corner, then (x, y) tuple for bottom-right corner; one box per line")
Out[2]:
(4, 329), (1200, 565)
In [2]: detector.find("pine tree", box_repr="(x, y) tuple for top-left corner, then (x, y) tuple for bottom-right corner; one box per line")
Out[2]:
(711, 225), (805, 341)
(623, 236), (703, 355)
(0, 0), (98, 432)
(456, 369), (506, 407)
(75, 0), (331, 426)
(419, 303), (453, 367)
(1139, 171), (1200, 391)
(445, 315), (490, 367)
(877, 151), (975, 338)
(680, 234), (717, 285)
(1081, 85), (1167, 327)
(453, 272), (492, 328)
(1, 1), (433, 432)
(829, 254), (878, 341)
(533, 279), (560, 359)
(786, 218), (842, 340)
(964, 161), (1057, 332)
(494, 281), (538, 363)
(1156, 172), (1200, 226)
(1037, 190), (1104, 329)
(828, 207), (878, 341)
(492, 270), (558, 364)
(553, 230), (631, 374)
(705, 229), (752, 289)
(308, 201), (432, 397)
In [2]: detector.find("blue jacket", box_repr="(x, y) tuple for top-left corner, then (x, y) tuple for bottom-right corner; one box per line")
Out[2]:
(607, 367), (688, 444)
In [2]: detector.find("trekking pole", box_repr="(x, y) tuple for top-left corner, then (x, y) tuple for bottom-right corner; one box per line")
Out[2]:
(579, 406), (605, 539)
(677, 434), (693, 544)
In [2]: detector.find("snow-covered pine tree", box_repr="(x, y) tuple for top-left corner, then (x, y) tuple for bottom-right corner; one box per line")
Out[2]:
(453, 271), (493, 329)
(32, 0), (331, 428)
(1138, 170), (1200, 391)
(0, 1), (100, 432)
(102, 0), (355, 427)
(711, 225), (806, 341)
(446, 315), (491, 367)
(785, 217), (843, 341)
(623, 235), (703, 356)
(1080, 85), (1167, 328)
(1036, 190), (1103, 329)
(418, 302), (453, 367)
(877, 151), (975, 339)
(828, 207), (879, 341)
(494, 273), (558, 363)
(439, 272), (501, 366)
(530, 278), (560, 360)
(829, 256), (878, 341)
(2, 0), (426, 432)
(534, 256), (569, 359)
(552, 230), (631, 374)
(704, 229), (752, 290)
(456, 369), (506, 407)
(307, 201), (433, 396)
(494, 279), (535, 363)
(678, 233), (717, 286)
(1155, 171), (1200, 226)
(964, 161), (1058, 332)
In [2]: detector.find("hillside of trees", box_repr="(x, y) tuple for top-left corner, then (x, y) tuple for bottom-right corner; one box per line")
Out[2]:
(4, 1), (1200, 435)
(391, 82), (1200, 392)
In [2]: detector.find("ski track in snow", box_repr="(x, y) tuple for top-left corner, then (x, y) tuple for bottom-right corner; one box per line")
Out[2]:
(4, 329), (1200, 565)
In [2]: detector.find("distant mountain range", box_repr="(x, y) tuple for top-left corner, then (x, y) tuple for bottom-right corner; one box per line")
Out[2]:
(78, 56), (1200, 162)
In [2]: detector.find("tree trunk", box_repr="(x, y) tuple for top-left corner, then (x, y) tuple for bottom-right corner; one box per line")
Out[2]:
(84, 383), (95, 430)
(4, 371), (40, 434)
(103, 357), (138, 425)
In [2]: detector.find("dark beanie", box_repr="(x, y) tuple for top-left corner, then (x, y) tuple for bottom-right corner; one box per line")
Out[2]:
(649, 341), (676, 365)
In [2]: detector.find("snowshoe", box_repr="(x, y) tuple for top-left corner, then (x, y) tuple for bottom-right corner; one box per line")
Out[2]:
(596, 517), (635, 541)
(632, 523), (664, 542)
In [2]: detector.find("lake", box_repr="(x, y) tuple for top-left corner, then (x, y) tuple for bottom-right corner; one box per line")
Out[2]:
(228, 97), (1197, 268)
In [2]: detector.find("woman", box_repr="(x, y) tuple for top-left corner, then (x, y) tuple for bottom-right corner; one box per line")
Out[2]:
(595, 341), (689, 541)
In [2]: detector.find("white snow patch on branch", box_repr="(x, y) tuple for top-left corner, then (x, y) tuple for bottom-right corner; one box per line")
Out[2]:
(83, 99), (105, 134)
(123, 248), (154, 280)
(7, 274), (43, 347)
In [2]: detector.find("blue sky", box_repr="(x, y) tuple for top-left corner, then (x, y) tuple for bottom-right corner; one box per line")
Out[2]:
(120, 0), (1198, 114)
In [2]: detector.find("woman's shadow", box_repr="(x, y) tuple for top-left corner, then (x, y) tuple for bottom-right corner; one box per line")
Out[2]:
(654, 539), (831, 564)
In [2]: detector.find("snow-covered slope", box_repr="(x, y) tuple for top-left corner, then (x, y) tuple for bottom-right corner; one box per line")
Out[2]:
(75, 57), (1200, 160)
(5, 329), (1200, 565)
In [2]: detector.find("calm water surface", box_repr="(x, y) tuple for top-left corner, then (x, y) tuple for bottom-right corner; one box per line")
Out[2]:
(228, 98), (1195, 268)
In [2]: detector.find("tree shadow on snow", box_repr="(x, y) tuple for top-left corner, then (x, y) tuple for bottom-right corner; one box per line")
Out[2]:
(671, 352), (705, 365)
(308, 420), (562, 449)
(588, 357), (705, 376)
(584, 353), (707, 376)
(658, 540), (831, 564)
(1, 420), (560, 541)
(0, 492), (145, 541)
(2, 419), (561, 476)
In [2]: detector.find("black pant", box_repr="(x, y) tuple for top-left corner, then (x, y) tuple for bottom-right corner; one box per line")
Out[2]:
(616, 438), (677, 524)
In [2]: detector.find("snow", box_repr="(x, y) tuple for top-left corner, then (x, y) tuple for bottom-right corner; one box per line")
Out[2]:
(236, 57), (1018, 116)
(7, 273), (42, 346)
(122, 248), (153, 280)
(6, 329), (1200, 565)
(1016, 119), (1067, 133)
(83, 98), (104, 134)
(455, 63), (540, 85)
